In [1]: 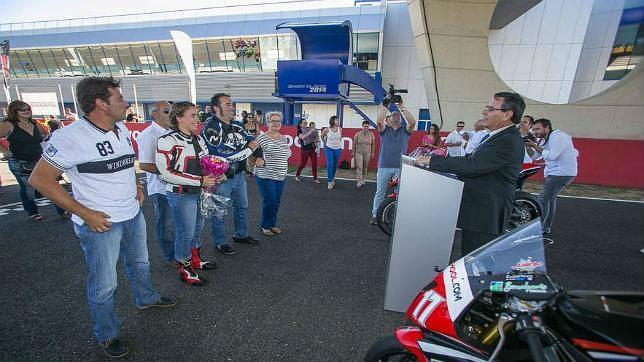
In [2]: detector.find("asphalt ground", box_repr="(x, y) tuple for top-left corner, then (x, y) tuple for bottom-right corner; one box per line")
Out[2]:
(0, 174), (643, 360)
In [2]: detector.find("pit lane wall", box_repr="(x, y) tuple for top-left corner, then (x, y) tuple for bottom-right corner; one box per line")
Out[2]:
(114, 123), (643, 188)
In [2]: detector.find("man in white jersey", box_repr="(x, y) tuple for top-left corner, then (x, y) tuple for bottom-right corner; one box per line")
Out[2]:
(136, 100), (175, 264)
(28, 77), (175, 358)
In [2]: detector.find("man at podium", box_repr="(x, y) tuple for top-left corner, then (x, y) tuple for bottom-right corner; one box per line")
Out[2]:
(420, 92), (525, 254)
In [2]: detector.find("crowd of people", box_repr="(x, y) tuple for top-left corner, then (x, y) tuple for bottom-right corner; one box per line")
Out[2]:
(0, 74), (580, 358)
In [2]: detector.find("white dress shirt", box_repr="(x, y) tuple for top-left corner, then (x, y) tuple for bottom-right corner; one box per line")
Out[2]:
(531, 129), (578, 177)
(446, 130), (465, 157)
(464, 129), (490, 155)
(137, 121), (170, 195)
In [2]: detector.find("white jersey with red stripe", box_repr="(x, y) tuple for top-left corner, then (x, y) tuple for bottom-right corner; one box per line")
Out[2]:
(156, 130), (208, 191)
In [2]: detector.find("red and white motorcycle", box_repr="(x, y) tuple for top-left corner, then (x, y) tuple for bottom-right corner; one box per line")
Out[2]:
(365, 220), (644, 361)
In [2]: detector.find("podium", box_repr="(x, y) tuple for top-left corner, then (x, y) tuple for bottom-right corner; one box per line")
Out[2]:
(384, 156), (464, 312)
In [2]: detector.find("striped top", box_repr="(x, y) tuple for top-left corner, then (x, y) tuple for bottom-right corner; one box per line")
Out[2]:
(255, 132), (292, 181)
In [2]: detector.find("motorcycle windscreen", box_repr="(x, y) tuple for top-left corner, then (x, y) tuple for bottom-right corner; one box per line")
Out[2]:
(463, 220), (546, 278)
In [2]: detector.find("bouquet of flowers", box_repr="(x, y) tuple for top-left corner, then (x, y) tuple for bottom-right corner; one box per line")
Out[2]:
(199, 155), (231, 219)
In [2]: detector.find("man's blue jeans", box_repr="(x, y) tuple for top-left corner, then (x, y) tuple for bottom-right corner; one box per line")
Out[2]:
(371, 167), (400, 217)
(8, 158), (65, 216)
(538, 175), (575, 233)
(211, 172), (248, 246)
(167, 192), (204, 261)
(324, 147), (342, 182)
(255, 176), (285, 230)
(73, 210), (160, 343)
(151, 193), (175, 262)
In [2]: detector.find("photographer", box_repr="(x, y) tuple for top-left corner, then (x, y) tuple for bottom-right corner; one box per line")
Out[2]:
(369, 98), (416, 225)
(525, 118), (578, 235)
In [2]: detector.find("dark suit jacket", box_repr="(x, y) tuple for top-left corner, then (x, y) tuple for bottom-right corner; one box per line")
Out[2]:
(428, 125), (524, 234)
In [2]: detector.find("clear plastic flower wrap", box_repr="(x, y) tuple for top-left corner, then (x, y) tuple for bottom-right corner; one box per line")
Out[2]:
(408, 146), (434, 159)
(199, 155), (231, 218)
(200, 191), (230, 219)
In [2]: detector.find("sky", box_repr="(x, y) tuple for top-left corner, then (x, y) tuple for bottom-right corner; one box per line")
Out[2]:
(1, 0), (357, 24)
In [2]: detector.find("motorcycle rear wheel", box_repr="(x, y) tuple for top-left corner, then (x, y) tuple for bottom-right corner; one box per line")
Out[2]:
(508, 191), (542, 231)
(376, 197), (397, 236)
(364, 336), (417, 362)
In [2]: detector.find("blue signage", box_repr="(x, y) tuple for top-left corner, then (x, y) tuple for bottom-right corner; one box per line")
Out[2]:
(277, 59), (341, 99)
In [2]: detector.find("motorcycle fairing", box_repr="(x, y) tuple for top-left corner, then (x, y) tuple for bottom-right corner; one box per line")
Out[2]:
(407, 277), (458, 337)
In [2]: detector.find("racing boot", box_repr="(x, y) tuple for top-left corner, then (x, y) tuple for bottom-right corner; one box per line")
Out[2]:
(178, 259), (207, 286)
(190, 247), (218, 270)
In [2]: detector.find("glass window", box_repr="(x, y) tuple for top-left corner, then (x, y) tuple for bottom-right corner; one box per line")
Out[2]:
(155, 41), (183, 74)
(353, 32), (379, 71)
(11, 50), (31, 77)
(63, 47), (91, 76)
(76, 46), (102, 75)
(40, 48), (67, 77)
(603, 9), (643, 81)
(207, 39), (234, 72)
(48, 48), (76, 77)
(129, 43), (155, 75)
(101, 45), (127, 76)
(21, 49), (47, 77)
(113, 44), (137, 75)
(193, 39), (212, 73)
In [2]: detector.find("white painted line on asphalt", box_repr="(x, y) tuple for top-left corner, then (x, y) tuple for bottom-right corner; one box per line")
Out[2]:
(286, 174), (644, 204)
(555, 194), (644, 204)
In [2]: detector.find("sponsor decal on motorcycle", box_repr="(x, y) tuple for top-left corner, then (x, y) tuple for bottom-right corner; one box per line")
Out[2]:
(511, 257), (544, 272)
(490, 281), (504, 292)
(443, 259), (473, 321)
(505, 274), (534, 282)
(490, 281), (549, 294)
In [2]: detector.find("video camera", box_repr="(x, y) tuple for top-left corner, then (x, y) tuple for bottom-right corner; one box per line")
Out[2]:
(382, 84), (408, 108)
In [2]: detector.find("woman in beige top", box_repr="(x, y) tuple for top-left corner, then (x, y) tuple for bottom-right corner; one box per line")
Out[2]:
(352, 120), (375, 187)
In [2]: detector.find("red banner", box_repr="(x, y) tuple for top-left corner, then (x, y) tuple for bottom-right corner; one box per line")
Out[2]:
(47, 122), (644, 189)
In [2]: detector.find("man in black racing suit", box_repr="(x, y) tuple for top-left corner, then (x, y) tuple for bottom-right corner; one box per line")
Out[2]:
(201, 93), (264, 255)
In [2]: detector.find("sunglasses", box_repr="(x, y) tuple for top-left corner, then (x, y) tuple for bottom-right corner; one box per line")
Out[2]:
(18, 107), (31, 112)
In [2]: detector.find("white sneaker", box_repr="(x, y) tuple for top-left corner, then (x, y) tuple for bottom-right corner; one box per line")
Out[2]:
(356, 181), (362, 188)
(295, 176), (301, 181)
(327, 182), (333, 190)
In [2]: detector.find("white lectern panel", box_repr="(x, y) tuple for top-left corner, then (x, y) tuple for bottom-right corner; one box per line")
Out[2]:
(384, 159), (463, 312)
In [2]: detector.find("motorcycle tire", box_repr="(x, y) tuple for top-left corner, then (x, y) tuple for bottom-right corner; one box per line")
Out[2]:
(376, 197), (397, 236)
(508, 191), (542, 231)
(364, 335), (417, 362)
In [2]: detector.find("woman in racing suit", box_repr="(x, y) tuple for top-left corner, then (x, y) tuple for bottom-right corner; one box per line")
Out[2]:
(156, 102), (218, 286)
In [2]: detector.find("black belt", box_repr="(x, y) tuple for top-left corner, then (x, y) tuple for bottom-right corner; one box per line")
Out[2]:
(170, 185), (201, 194)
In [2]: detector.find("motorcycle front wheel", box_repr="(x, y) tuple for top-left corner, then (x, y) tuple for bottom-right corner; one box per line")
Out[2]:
(364, 336), (417, 362)
(376, 197), (397, 236)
